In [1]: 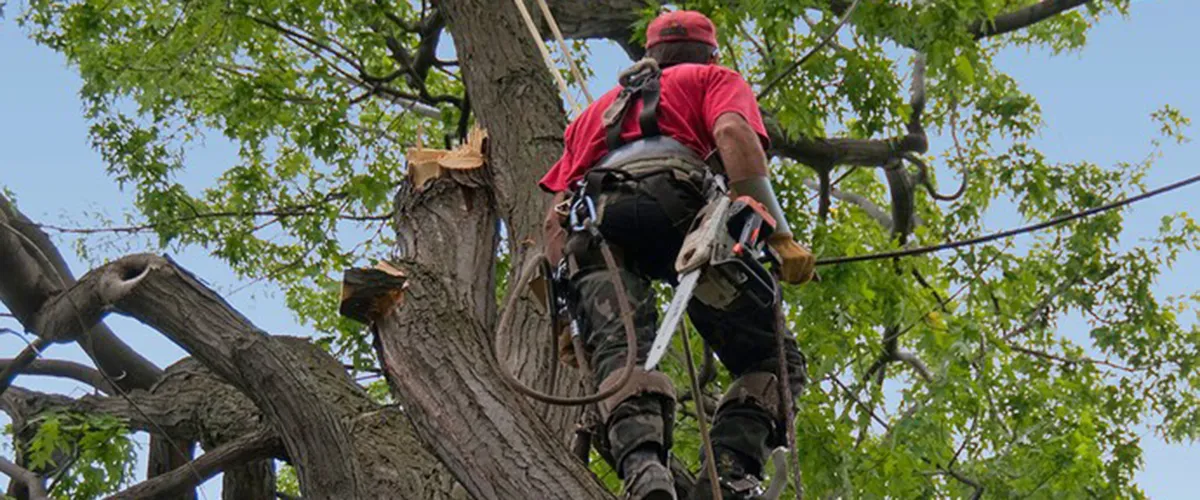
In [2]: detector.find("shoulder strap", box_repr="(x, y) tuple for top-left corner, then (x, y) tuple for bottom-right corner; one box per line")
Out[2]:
(602, 59), (663, 151)
(638, 76), (662, 140)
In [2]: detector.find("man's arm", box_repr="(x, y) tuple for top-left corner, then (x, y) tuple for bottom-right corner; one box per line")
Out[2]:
(713, 112), (815, 284)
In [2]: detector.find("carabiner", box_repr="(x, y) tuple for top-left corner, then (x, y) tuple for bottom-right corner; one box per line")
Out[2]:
(569, 195), (597, 232)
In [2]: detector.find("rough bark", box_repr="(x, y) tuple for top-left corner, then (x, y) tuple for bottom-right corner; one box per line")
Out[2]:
(0, 457), (48, 500)
(108, 429), (281, 500)
(221, 460), (276, 500)
(0, 194), (190, 495)
(377, 181), (610, 499)
(438, 0), (588, 442)
(146, 440), (198, 500)
(0, 194), (162, 389)
(2, 360), (262, 444)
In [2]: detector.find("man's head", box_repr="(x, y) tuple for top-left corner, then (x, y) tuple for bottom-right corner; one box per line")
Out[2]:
(645, 10), (718, 67)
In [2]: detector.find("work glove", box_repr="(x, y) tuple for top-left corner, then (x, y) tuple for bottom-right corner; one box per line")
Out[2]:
(768, 232), (816, 285)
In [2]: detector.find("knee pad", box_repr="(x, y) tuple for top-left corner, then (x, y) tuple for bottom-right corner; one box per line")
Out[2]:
(597, 368), (677, 423)
(597, 368), (677, 474)
(717, 371), (786, 452)
(717, 372), (781, 418)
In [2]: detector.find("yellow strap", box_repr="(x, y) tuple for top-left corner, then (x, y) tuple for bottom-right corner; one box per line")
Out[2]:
(511, 0), (582, 115)
(533, 0), (593, 104)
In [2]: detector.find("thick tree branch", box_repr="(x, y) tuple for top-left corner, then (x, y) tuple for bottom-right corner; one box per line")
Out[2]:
(222, 459), (276, 500)
(894, 351), (934, 383)
(107, 429), (283, 500)
(0, 456), (49, 500)
(0, 358), (115, 393)
(94, 255), (359, 496)
(764, 51), (926, 171)
(971, 0), (1093, 39)
(438, 0), (592, 443)
(802, 178), (894, 230)
(376, 175), (607, 499)
(766, 114), (928, 169)
(0, 194), (162, 390)
(0, 338), (49, 399)
(2, 385), (216, 441)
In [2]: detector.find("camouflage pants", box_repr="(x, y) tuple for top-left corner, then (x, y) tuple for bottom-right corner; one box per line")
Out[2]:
(565, 183), (805, 476)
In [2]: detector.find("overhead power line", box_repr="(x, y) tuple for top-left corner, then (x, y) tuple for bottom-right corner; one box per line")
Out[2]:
(816, 172), (1200, 266)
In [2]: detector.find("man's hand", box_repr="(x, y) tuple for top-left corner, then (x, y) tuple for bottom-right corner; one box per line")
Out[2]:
(768, 233), (815, 285)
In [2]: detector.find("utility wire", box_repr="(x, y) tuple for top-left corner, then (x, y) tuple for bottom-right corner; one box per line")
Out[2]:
(816, 172), (1200, 266)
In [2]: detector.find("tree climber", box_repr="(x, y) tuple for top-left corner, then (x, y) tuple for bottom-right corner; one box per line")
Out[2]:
(540, 10), (815, 500)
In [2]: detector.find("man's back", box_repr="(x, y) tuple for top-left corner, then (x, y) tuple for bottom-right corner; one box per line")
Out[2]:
(538, 63), (769, 193)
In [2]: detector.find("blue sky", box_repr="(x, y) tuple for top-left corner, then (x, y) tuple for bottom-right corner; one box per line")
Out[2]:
(2, 0), (1197, 497)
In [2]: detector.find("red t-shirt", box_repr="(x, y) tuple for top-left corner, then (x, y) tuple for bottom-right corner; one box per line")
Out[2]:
(539, 63), (769, 193)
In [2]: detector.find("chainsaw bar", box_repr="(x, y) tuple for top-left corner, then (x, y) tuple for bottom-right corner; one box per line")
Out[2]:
(643, 269), (700, 371)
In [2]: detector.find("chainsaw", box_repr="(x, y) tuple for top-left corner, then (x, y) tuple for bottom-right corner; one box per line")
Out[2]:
(644, 181), (781, 371)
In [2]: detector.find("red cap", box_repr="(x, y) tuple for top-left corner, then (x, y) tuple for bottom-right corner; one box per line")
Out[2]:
(646, 10), (718, 49)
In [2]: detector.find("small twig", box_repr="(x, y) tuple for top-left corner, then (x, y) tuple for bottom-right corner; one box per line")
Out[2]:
(905, 152), (968, 202)
(1008, 344), (1135, 372)
(941, 465), (984, 499)
(1002, 273), (1089, 341)
(758, 0), (864, 99)
(830, 166), (858, 189)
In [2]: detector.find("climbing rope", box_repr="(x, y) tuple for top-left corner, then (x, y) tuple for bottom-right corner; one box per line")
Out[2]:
(511, 0), (588, 115)
(533, 0), (594, 103)
(681, 317), (723, 500)
(494, 233), (641, 405)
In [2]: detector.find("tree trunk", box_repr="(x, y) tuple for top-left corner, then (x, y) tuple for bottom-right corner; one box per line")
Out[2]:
(376, 176), (611, 499)
(222, 460), (275, 500)
(147, 440), (197, 500)
(437, 0), (589, 444)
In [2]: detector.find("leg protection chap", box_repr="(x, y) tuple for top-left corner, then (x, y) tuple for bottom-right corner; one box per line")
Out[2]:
(598, 368), (677, 477)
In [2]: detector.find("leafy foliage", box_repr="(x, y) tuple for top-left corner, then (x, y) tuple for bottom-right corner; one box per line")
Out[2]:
(276, 462), (301, 497)
(7, 0), (1198, 497)
(23, 412), (135, 499)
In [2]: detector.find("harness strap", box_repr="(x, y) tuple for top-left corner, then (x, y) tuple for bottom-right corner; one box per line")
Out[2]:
(637, 76), (662, 140)
(603, 59), (663, 151)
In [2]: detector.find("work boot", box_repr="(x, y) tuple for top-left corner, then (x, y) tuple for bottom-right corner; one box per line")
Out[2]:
(622, 447), (676, 500)
(692, 449), (763, 500)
